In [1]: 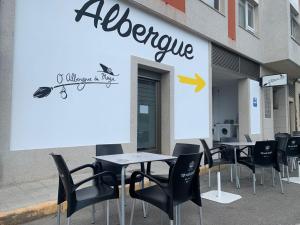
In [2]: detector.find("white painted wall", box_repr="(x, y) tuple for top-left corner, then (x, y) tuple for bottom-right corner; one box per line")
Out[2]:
(212, 84), (238, 124)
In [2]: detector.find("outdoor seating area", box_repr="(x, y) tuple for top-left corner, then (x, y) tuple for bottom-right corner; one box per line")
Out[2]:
(4, 1), (300, 225)
(48, 134), (300, 225)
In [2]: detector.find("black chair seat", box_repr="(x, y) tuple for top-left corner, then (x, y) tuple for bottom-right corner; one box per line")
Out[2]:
(134, 185), (169, 213)
(238, 157), (255, 172)
(101, 173), (143, 186)
(76, 184), (116, 211)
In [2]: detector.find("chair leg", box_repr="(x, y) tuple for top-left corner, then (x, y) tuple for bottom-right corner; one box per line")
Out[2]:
(170, 220), (174, 225)
(208, 169), (211, 188)
(253, 173), (256, 194)
(287, 165), (290, 183)
(178, 205), (181, 225)
(57, 204), (61, 225)
(230, 165), (233, 182)
(117, 199), (121, 224)
(106, 200), (110, 225)
(140, 181), (147, 218)
(129, 199), (136, 225)
(293, 158), (297, 170)
(199, 207), (203, 225)
(67, 217), (71, 225)
(260, 168), (264, 185)
(91, 205), (96, 224)
(279, 172), (284, 194)
(272, 168), (275, 187)
(282, 164), (285, 177)
(160, 210), (164, 225)
(175, 206), (178, 225)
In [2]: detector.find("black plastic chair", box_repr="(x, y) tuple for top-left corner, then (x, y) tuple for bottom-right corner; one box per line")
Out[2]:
(200, 139), (234, 187)
(237, 141), (283, 194)
(277, 137), (300, 181)
(129, 153), (203, 225)
(95, 144), (146, 217)
(51, 153), (119, 225)
(146, 143), (200, 183)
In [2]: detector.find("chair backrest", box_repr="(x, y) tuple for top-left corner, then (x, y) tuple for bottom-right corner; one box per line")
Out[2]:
(96, 144), (124, 173)
(253, 141), (278, 167)
(50, 154), (75, 200)
(200, 139), (213, 167)
(96, 144), (123, 156)
(169, 153), (202, 204)
(172, 143), (200, 157)
(276, 135), (289, 152)
(275, 132), (290, 139)
(286, 137), (300, 157)
(244, 134), (252, 142)
(292, 131), (300, 137)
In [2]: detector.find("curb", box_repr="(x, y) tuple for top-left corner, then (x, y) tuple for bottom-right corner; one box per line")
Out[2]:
(0, 166), (219, 225)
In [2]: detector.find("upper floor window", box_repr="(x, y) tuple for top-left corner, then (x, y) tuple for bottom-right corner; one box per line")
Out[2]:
(202, 0), (220, 11)
(239, 0), (256, 33)
(291, 8), (299, 40)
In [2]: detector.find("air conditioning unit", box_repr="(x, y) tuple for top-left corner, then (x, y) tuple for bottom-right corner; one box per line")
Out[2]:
(213, 124), (235, 141)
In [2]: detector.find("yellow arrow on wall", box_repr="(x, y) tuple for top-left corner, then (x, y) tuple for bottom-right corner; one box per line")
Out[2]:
(178, 73), (206, 93)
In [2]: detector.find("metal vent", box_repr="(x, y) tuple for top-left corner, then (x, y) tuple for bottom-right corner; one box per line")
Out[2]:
(212, 45), (260, 79)
(264, 88), (272, 119)
(212, 45), (239, 72)
(289, 84), (295, 98)
(240, 57), (260, 79)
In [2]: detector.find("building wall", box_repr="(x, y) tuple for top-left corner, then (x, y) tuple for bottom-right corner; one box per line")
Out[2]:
(0, 0), (213, 187)
(273, 86), (290, 134)
(212, 84), (238, 124)
(0, 0), (298, 187)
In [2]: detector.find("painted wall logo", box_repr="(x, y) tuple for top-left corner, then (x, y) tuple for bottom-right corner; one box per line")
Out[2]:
(178, 73), (206, 93)
(33, 63), (119, 99)
(75, 0), (194, 63)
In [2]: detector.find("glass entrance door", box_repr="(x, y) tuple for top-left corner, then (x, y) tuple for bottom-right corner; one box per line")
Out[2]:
(137, 72), (161, 153)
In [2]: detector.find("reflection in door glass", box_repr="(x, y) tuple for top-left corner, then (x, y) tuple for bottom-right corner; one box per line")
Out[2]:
(137, 78), (157, 151)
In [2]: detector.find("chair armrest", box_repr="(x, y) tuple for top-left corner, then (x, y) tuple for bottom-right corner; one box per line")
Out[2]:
(74, 171), (118, 190)
(70, 164), (96, 174)
(130, 171), (170, 197)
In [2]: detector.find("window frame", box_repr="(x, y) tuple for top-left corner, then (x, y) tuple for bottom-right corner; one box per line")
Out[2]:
(246, 1), (255, 32)
(239, 0), (256, 33)
(201, 0), (220, 12)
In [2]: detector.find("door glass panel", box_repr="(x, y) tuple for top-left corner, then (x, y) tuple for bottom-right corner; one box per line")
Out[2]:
(137, 78), (158, 151)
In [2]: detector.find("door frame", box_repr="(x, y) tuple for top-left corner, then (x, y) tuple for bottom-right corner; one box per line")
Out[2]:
(123, 56), (174, 155)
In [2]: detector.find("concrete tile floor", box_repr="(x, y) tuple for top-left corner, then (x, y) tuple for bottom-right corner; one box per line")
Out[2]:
(22, 166), (300, 225)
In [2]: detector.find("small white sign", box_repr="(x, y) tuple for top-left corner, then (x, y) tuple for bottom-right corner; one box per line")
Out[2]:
(140, 105), (149, 114)
(261, 74), (287, 87)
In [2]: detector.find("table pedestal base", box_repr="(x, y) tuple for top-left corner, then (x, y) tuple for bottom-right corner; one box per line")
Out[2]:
(201, 171), (241, 204)
(201, 190), (241, 204)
